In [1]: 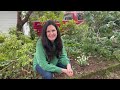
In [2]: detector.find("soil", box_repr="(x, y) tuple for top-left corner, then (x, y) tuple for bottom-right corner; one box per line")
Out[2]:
(53, 57), (120, 79)
(11, 56), (120, 79)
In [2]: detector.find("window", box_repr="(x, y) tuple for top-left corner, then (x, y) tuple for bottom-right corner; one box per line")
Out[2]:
(77, 13), (83, 20)
(63, 13), (73, 20)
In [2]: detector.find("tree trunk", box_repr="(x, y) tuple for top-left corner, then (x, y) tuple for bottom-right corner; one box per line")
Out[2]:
(16, 11), (33, 32)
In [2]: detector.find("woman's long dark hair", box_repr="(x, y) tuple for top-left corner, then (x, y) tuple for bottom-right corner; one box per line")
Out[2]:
(41, 20), (63, 61)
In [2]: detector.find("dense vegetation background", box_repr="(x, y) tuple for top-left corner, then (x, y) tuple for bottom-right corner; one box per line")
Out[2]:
(0, 11), (120, 79)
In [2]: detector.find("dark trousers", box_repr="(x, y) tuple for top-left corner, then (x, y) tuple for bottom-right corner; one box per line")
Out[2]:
(36, 63), (67, 79)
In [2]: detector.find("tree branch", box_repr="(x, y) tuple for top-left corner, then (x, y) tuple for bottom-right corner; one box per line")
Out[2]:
(22, 11), (33, 26)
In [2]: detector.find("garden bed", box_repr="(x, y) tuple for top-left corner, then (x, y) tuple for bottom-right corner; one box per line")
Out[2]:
(54, 57), (120, 79)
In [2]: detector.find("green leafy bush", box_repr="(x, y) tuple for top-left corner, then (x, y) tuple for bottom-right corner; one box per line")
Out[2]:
(0, 34), (5, 43)
(113, 50), (120, 60)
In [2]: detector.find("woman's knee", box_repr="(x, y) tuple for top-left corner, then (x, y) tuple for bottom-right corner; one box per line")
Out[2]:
(43, 72), (53, 79)
(57, 63), (67, 69)
(35, 64), (53, 79)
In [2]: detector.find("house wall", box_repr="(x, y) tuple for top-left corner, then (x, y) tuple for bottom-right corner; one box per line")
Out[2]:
(0, 11), (17, 33)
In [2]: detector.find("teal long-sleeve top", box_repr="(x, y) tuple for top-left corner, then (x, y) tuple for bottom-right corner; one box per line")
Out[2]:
(33, 38), (70, 73)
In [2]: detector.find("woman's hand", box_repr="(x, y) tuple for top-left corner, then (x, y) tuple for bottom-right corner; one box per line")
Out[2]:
(61, 68), (73, 77)
(66, 64), (73, 77)
(61, 64), (73, 77)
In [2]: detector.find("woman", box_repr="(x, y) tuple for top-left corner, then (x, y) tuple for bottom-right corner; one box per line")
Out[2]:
(33, 20), (73, 79)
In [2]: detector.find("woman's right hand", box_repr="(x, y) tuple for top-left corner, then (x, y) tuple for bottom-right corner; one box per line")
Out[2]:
(66, 64), (73, 77)
(61, 68), (68, 74)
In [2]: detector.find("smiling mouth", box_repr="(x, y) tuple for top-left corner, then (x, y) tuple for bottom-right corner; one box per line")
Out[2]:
(49, 36), (55, 38)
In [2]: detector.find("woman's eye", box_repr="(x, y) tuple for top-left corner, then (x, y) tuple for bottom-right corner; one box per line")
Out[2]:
(47, 31), (50, 33)
(52, 30), (55, 32)
(47, 29), (56, 33)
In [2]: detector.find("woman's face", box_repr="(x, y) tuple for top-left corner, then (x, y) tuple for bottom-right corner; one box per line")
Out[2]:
(46, 25), (57, 42)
